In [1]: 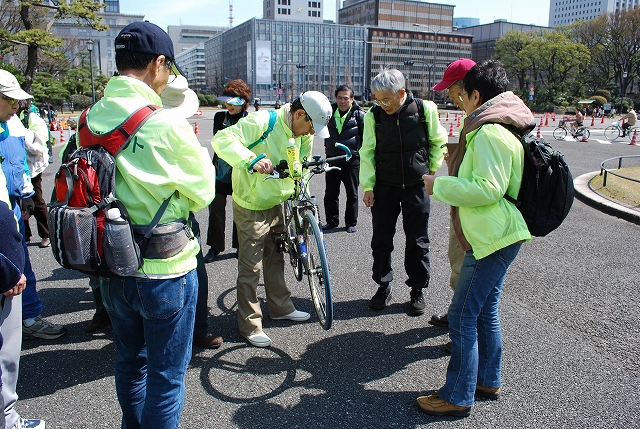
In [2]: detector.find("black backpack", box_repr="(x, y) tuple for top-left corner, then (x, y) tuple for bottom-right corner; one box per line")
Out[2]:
(498, 123), (574, 237)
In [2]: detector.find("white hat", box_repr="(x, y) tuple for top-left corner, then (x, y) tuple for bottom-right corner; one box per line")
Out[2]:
(0, 70), (32, 100)
(299, 91), (332, 139)
(160, 75), (199, 118)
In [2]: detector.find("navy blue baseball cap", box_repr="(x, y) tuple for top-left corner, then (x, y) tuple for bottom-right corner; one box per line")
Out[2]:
(115, 21), (185, 76)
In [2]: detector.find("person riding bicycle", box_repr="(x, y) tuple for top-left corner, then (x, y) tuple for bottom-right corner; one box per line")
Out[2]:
(568, 108), (585, 136)
(620, 108), (636, 136)
(211, 91), (332, 348)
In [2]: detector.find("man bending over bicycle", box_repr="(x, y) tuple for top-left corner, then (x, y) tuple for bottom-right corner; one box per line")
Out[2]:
(211, 91), (332, 348)
(620, 108), (637, 136)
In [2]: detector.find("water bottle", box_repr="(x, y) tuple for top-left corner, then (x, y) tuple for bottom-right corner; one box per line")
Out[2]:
(103, 207), (141, 276)
(286, 138), (302, 180)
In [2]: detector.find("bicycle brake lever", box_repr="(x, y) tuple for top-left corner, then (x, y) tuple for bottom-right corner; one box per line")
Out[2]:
(263, 171), (281, 181)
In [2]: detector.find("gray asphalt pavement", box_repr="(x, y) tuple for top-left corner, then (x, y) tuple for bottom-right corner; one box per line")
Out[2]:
(16, 110), (640, 428)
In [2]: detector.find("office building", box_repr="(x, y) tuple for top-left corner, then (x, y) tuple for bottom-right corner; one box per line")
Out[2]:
(338, 0), (455, 32)
(263, 0), (324, 22)
(176, 44), (207, 93)
(548, 0), (638, 27)
(168, 25), (227, 55)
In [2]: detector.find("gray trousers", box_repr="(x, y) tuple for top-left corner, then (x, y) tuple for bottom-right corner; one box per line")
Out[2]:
(1, 294), (22, 429)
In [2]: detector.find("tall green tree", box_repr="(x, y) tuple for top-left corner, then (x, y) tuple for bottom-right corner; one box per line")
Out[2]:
(495, 30), (538, 93)
(0, 0), (107, 93)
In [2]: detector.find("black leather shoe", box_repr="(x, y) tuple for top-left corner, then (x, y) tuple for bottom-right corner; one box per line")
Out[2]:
(321, 222), (338, 230)
(429, 313), (449, 327)
(370, 285), (392, 310)
(409, 288), (426, 315)
(203, 248), (219, 263)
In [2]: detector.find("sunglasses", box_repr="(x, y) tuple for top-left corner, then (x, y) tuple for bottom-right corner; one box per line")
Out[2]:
(1, 94), (18, 105)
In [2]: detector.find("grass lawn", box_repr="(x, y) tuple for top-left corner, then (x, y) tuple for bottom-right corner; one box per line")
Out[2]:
(589, 166), (640, 209)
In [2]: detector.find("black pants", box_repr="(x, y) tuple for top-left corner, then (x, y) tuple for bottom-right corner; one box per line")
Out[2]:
(191, 216), (210, 338)
(24, 173), (49, 241)
(207, 181), (238, 252)
(370, 184), (431, 290)
(323, 163), (359, 227)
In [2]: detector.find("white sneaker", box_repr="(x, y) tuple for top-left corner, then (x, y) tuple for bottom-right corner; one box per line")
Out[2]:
(271, 310), (310, 322)
(243, 332), (271, 347)
(13, 418), (46, 429)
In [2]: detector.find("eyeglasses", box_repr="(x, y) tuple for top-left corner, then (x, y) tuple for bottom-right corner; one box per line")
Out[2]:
(1, 95), (18, 105)
(373, 98), (393, 107)
(458, 92), (468, 103)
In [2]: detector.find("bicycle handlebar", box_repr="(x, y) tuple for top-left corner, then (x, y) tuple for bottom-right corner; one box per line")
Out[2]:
(262, 143), (352, 181)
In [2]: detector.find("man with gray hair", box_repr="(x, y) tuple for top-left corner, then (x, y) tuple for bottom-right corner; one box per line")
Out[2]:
(360, 68), (447, 315)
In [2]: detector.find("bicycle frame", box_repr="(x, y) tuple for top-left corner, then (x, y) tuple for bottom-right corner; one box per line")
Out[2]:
(264, 143), (352, 330)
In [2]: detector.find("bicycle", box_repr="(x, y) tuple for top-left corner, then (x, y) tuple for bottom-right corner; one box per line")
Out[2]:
(604, 121), (640, 141)
(553, 120), (590, 140)
(261, 143), (352, 330)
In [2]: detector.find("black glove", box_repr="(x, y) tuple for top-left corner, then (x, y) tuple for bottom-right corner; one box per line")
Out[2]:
(20, 197), (35, 216)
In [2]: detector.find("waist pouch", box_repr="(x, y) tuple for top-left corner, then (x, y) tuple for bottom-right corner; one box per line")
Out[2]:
(133, 219), (194, 259)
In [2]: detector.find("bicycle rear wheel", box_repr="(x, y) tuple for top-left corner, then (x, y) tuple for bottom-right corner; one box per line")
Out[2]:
(302, 212), (333, 330)
(604, 126), (620, 141)
(283, 201), (303, 281)
(553, 127), (567, 140)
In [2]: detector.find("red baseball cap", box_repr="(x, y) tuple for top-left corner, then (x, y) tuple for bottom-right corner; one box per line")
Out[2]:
(432, 58), (476, 91)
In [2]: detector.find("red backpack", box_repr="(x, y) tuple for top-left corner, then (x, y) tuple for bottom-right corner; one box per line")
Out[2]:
(48, 105), (161, 276)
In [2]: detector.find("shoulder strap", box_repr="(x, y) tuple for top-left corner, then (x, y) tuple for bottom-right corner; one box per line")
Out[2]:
(416, 98), (425, 125)
(78, 104), (162, 156)
(247, 110), (277, 150)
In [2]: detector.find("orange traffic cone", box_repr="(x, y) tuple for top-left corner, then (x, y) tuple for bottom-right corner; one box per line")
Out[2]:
(59, 129), (65, 145)
(601, 115), (605, 124)
(536, 124), (541, 138)
(456, 115), (461, 128)
(448, 122), (454, 137)
(446, 112), (449, 122)
(630, 129), (638, 145)
(581, 131), (589, 142)
(590, 116), (595, 127)
(194, 122), (199, 135)
(552, 113), (556, 122)
(539, 116), (543, 127)
(545, 115), (549, 126)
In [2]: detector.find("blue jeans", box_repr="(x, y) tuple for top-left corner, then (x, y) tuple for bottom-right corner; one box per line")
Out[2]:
(438, 243), (522, 407)
(18, 214), (42, 319)
(101, 271), (197, 429)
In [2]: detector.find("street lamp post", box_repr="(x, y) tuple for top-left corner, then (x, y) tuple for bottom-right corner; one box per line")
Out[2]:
(620, 71), (628, 116)
(413, 23), (440, 101)
(296, 64), (306, 93)
(404, 60), (433, 99)
(278, 62), (295, 102)
(86, 39), (96, 104)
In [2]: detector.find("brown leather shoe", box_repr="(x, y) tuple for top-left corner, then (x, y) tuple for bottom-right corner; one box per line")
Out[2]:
(416, 393), (471, 417)
(476, 385), (500, 400)
(193, 334), (223, 349)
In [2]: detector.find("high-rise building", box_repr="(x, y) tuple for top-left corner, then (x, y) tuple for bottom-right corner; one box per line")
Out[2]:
(339, 0), (455, 32)
(548, 0), (638, 27)
(263, 0), (324, 22)
(168, 25), (227, 55)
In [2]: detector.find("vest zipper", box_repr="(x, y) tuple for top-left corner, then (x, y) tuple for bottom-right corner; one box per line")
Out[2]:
(397, 116), (406, 189)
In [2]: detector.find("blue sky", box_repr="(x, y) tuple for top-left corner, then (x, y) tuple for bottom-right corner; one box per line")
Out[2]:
(119, 0), (551, 31)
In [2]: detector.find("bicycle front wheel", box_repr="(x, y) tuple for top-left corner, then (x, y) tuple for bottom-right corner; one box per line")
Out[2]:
(283, 201), (303, 281)
(302, 213), (333, 330)
(553, 127), (567, 140)
(604, 126), (620, 141)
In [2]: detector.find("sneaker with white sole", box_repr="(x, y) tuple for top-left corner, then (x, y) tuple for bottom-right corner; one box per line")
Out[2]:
(271, 310), (310, 321)
(13, 418), (46, 429)
(22, 315), (67, 340)
(243, 332), (272, 347)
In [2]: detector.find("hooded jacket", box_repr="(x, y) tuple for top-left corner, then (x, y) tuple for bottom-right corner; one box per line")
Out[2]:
(211, 106), (313, 211)
(82, 75), (216, 275)
(433, 91), (534, 259)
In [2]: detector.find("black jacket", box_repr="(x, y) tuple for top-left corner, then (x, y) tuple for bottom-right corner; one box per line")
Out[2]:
(373, 95), (429, 188)
(324, 101), (364, 166)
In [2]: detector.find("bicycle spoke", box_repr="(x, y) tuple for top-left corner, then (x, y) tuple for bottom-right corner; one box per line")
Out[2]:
(303, 213), (333, 330)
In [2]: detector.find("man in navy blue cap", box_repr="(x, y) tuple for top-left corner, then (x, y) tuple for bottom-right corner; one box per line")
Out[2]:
(84, 21), (215, 429)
